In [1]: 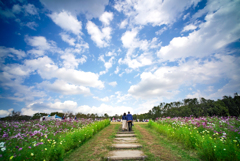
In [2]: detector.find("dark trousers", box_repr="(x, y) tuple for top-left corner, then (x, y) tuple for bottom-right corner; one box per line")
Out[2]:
(128, 121), (132, 131)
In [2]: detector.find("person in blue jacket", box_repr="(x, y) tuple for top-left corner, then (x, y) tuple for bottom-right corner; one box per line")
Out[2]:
(122, 113), (127, 131)
(126, 111), (133, 131)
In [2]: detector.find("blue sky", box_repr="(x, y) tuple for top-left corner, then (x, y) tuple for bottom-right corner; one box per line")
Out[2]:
(0, 0), (240, 117)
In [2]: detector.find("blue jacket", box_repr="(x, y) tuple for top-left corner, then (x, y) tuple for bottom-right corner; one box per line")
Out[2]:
(122, 115), (127, 120)
(126, 114), (133, 121)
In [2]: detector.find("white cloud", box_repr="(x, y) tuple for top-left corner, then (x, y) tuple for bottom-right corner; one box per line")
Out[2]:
(93, 96), (110, 102)
(158, 0), (240, 62)
(114, 0), (201, 26)
(23, 4), (38, 15)
(38, 80), (91, 95)
(98, 55), (114, 75)
(49, 11), (82, 35)
(99, 11), (113, 26)
(61, 54), (87, 69)
(155, 26), (167, 35)
(25, 36), (58, 57)
(77, 103), (134, 116)
(115, 91), (132, 103)
(86, 21), (111, 47)
(25, 22), (38, 30)
(183, 12), (190, 20)
(128, 54), (240, 99)
(40, 0), (109, 19)
(182, 24), (197, 32)
(59, 33), (76, 46)
(106, 51), (117, 57)
(25, 36), (51, 50)
(24, 56), (104, 89)
(119, 19), (128, 29)
(22, 101), (134, 116)
(114, 66), (120, 74)
(0, 46), (26, 60)
(0, 109), (13, 117)
(109, 81), (117, 87)
(119, 52), (153, 69)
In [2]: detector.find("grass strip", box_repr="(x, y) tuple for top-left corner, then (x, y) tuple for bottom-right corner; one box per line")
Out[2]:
(64, 124), (120, 161)
(134, 124), (200, 161)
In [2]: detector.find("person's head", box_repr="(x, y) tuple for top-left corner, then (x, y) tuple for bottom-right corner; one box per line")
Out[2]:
(124, 113), (126, 116)
(128, 111), (130, 114)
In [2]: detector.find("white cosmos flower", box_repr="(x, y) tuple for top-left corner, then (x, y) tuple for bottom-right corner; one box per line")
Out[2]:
(0, 142), (5, 147)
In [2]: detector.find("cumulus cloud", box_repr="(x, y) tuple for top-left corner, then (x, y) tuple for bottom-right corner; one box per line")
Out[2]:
(0, 109), (13, 118)
(0, 46), (26, 61)
(22, 101), (134, 116)
(38, 80), (91, 95)
(114, 0), (201, 26)
(23, 4), (38, 15)
(119, 19), (128, 29)
(61, 54), (87, 69)
(25, 36), (58, 57)
(86, 21), (111, 47)
(155, 26), (167, 35)
(49, 11), (82, 35)
(98, 55), (114, 75)
(158, 0), (240, 62)
(93, 96), (110, 102)
(128, 54), (240, 99)
(99, 11), (113, 26)
(25, 36), (51, 50)
(182, 24), (197, 32)
(114, 66), (120, 74)
(119, 52), (153, 69)
(24, 56), (104, 89)
(59, 32), (76, 46)
(77, 104), (134, 116)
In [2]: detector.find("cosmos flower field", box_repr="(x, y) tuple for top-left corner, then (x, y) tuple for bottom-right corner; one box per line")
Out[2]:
(0, 119), (110, 160)
(149, 116), (240, 160)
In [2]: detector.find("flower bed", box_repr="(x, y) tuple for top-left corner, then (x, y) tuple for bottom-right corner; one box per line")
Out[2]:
(0, 119), (110, 160)
(149, 116), (240, 160)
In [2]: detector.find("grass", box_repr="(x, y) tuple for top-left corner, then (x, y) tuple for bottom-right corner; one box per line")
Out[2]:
(64, 124), (120, 161)
(110, 122), (148, 125)
(148, 120), (240, 161)
(134, 124), (200, 161)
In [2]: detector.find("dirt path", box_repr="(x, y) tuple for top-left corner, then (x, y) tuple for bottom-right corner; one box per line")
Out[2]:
(134, 124), (200, 161)
(64, 124), (120, 161)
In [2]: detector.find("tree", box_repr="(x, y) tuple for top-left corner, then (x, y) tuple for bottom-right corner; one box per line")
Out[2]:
(9, 110), (21, 117)
(104, 113), (109, 118)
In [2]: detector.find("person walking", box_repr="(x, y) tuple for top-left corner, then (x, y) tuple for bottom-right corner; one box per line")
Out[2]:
(126, 111), (133, 131)
(122, 113), (127, 131)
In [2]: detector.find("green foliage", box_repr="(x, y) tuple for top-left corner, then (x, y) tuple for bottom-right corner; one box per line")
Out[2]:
(0, 119), (110, 161)
(142, 93), (240, 120)
(148, 118), (240, 161)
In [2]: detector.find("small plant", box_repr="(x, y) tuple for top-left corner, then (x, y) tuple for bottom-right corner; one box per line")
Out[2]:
(149, 116), (240, 161)
(0, 119), (110, 160)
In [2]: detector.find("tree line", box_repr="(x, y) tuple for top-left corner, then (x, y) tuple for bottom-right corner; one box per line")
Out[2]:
(1, 93), (239, 121)
(133, 93), (240, 120)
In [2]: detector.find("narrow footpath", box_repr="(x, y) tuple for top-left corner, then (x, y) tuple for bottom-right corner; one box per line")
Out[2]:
(106, 128), (147, 160)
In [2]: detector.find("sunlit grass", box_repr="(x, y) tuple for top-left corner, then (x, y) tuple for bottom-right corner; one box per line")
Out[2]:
(148, 117), (240, 161)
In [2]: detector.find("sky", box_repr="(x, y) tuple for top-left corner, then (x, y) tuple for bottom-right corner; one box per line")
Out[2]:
(0, 0), (240, 117)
